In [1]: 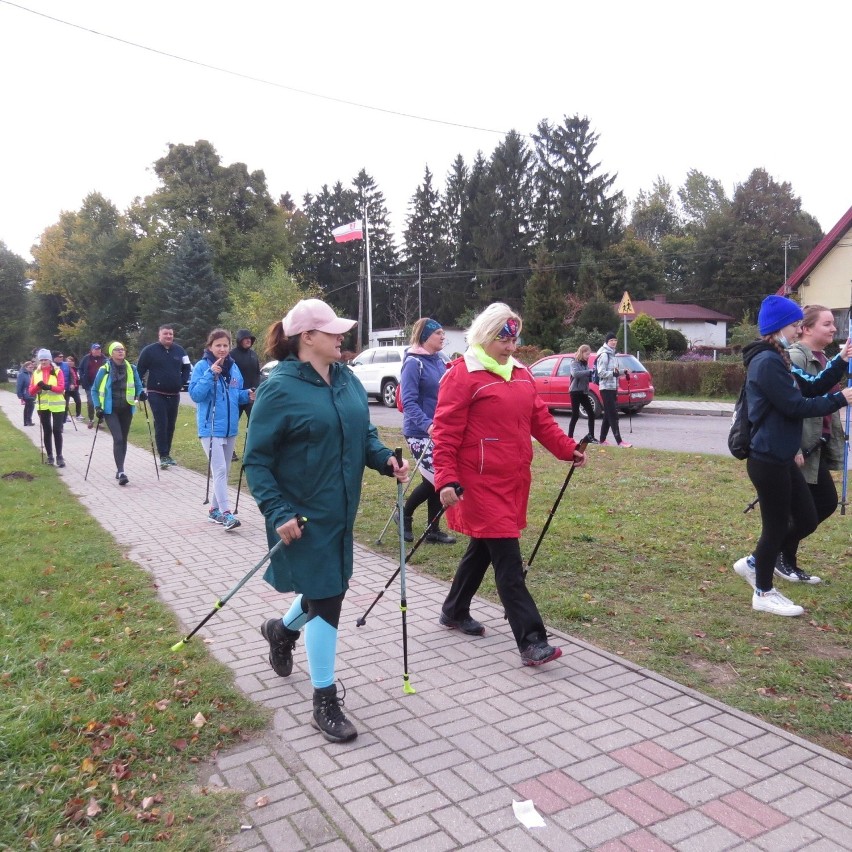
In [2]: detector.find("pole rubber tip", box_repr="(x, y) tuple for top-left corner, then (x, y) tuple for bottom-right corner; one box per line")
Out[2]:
(170, 640), (186, 652)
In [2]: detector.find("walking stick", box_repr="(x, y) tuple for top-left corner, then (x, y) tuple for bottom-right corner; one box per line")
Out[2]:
(37, 391), (44, 464)
(357, 485), (463, 628)
(65, 398), (78, 431)
(625, 370), (633, 434)
(841, 285), (852, 515)
(170, 518), (307, 652)
(394, 448), (416, 695)
(524, 439), (589, 576)
(84, 417), (102, 481)
(234, 430), (248, 514)
(140, 400), (160, 481)
(203, 379), (218, 505)
(376, 437), (433, 544)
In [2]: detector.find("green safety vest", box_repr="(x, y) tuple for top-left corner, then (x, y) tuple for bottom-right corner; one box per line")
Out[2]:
(95, 361), (139, 409)
(34, 368), (66, 413)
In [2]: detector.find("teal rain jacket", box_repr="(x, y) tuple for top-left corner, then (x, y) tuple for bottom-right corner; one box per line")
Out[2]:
(244, 356), (394, 598)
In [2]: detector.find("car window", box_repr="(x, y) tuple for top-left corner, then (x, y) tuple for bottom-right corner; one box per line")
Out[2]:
(351, 350), (374, 366)
(529, 357), (558, 378)
(385, 351), (401, 362)
(556, 357), (575, 378)
(373, 350), (390, 364)
(617, 355), (646, 373)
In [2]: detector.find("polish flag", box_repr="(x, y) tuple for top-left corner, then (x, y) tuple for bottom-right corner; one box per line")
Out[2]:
(332, 220), (363, 243)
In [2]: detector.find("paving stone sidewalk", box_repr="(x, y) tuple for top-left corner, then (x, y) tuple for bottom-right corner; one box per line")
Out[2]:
(3, 390), (850, 852)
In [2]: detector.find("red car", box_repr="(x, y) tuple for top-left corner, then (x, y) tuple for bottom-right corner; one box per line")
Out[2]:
(529, 352), (655, 416)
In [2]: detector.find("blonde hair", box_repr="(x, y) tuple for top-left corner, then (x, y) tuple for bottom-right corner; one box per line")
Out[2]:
(467, 303), (522, 348)
(576, 344), (591, 361)
(410, 318), (430, 347)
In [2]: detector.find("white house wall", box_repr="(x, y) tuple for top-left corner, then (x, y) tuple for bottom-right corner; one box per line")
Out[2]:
(659, 320), (728, 348)
(796, 227), (852, 316)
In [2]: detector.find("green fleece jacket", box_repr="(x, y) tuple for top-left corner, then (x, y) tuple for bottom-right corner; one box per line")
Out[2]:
(243, 356), (394, 598)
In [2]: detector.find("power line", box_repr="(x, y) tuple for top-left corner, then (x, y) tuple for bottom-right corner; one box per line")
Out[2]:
(0, 0), (512, 137)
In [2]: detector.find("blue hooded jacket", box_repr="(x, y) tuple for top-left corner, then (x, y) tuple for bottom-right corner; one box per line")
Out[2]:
(189, 351), (250, 438)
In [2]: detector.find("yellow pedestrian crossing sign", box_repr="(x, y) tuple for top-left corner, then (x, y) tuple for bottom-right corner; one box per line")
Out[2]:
(618, 291), (634, 316)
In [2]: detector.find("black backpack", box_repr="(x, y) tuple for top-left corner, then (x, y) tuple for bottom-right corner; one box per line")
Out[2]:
(727, 380), (752, 459)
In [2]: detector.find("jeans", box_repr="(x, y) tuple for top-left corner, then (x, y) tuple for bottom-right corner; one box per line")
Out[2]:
(201, 435), (238, 512)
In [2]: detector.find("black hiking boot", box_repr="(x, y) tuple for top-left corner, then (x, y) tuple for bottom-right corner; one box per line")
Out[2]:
(439, 611), (485, 636)
(403, 515), (413, 543)
(425, 528), (456, 544)
(312, 684), (357, 743)
(260, 618), (299, 677)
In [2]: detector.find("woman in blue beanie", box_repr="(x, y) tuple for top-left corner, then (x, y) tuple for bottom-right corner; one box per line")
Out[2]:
(733, 295), (852, 616)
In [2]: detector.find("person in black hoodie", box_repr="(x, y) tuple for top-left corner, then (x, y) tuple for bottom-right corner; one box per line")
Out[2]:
(732, 296), (852, 617)
(230, 330), (261, 422)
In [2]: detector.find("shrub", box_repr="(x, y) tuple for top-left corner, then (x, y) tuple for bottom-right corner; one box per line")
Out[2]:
(644, 360), (744, 396)
(665, 328), (689, 355)
(514, 344), (545, 365)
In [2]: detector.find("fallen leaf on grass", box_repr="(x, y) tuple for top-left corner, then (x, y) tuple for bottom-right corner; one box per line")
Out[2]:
(86, 798), (102, 818)
(693, 631), (706, 638)
(191, 712), (206, 728)
(154, 699), (170, 711)
(171, 739), (188, 751)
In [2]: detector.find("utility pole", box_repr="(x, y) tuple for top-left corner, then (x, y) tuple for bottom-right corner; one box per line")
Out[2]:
(782, 234), (799, 290)
(417, 262), (422, 317)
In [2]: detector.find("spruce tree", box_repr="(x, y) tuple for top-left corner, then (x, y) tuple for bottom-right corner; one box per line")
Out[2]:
(162, 229), (226, 359)
(522, 244), (567, 350)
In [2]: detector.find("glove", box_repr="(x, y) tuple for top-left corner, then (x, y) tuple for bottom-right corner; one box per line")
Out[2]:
(137, 391), (148, 402)
(37, 380), (50, 390)
(95, 408), (104, 420)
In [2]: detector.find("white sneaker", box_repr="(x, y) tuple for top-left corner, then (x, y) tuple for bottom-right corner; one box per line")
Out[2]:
(733, 556), (756, 589)
(752, 588), (804, 617)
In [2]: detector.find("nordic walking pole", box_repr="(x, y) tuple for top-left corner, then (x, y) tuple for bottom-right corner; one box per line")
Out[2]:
(65, 398), (78, 431)
(234, 429), (248, 514)
(37, 391), (44, 464)
(394, 448), (416, 695)
(525, 438), (589, 575)
(140, 399), (160, 481)
(171, 518), (307, 652)
(203, 378), (218, 505)
(376, 437), (433, 544)
(357, 485), (463, 627)
(841, 284), (852, 515)
(625, 371), (633, 434)
(84, 416), (102, 481)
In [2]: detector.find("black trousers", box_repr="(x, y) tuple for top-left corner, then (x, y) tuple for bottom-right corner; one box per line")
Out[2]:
(599, 389), (622, 444)
(65, 388), (82, 417)
(147, 392), (180, 457)
(747, 456), (818, 591)
(442, 537), (546, 651)
(104, 406), (133, 472)
(38, 410), (64, 457)
(403, 479), (441, 529)
(783, 458), (838, 567)
(568, 391), (595, 438)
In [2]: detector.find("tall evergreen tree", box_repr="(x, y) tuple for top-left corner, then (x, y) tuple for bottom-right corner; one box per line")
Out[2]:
(522, 244), (567, 350)
(630, 177), (681, 247)
(162, 229), (226, 359)
(532, 115), (624, 288)
(0, 242), (29, 376)
(470, 130), (536, 310)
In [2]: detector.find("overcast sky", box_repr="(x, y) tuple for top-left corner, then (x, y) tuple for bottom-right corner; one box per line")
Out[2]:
(1, 0), (848, 264)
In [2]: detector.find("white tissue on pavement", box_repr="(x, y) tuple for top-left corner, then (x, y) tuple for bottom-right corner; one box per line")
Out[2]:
(512, 799), (546, 828)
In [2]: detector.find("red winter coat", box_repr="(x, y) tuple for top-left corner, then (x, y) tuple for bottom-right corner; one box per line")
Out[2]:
(432, 353), (579, 539)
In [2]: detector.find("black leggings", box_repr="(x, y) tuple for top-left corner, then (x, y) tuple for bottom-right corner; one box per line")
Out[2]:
(599, 389), (622, 444)
(104, 406), (133, 472)
(65, 388), (82, 417)
(783, 458), (838, 567)
(568, 391), (595, 438)
(404, 479), (441, 529)
(442, 537), (546, 651)
(38, 410), (64, 458)
(747, 456), (818, 591)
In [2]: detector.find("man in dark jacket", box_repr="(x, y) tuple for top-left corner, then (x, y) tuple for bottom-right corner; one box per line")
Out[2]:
(230, 329), (261, 462)
(79, 343), (107, 428)
(136, 325), (192, 468)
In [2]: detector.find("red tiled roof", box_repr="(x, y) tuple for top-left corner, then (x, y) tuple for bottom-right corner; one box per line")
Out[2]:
(777, 205), (852, 295)
(618, 299), (734, 322)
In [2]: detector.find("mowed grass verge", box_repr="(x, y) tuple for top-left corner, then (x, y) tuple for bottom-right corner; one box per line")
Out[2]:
(127, 408), (852, 758)
(0, 413), (268, 850)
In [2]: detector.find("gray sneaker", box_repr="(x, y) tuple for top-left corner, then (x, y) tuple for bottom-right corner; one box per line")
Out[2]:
(520, 642), (563, 667)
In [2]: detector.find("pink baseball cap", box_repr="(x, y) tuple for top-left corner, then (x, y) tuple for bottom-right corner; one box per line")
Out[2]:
(282, 299), (356, 336)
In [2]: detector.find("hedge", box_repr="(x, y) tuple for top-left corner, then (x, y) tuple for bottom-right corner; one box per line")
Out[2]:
(645, 360), (744, 397)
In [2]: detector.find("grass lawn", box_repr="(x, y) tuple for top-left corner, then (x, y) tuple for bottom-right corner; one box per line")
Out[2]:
(0, 413), (268, 850)
(126, 408), (852, 758)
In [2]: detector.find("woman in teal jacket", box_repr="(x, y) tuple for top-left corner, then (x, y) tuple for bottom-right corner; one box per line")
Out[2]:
(189, 328), (253, 531)
(244, 299), (408, 744)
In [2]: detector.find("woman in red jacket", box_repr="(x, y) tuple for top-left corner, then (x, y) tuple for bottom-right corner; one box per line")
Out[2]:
(433, 303), (587, 666)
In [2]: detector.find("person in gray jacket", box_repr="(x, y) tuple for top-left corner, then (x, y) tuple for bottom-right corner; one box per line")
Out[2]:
(782, 304), (846, 583)
(596, 333), (632, 447)
(567, 344), (597, 442)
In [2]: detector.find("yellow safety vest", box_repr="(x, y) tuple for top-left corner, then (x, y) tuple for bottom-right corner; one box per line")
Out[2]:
(33, 368), (66, 413)
(95, 361), (139, 410)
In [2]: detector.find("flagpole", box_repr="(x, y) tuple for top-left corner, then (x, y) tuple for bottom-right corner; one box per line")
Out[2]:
(364, 207), (373, 348)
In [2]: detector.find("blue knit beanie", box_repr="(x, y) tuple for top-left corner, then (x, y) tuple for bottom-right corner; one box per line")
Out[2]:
(757, 296), (803, 336)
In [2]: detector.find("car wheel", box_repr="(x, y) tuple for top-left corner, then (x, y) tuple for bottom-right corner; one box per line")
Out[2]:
(583, 392), (602, 418)
(381, 379), (398, 408)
